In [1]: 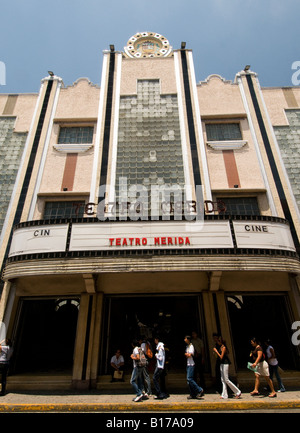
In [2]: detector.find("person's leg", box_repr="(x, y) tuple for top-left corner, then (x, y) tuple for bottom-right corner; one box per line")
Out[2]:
(0, 365), (8, 396)
(153, 367), (161, 396)
(223, 364), (241, 397)
(220, 364), (228, 398)
(143, 367), (152, 394)
(160, 368), (168, 395)
(130, 367), (142, 396)
(250, 373), (260, 394)
(274, 365), (285, 391)
(265, 376), (276, 396)
(187, 365), (203, 397)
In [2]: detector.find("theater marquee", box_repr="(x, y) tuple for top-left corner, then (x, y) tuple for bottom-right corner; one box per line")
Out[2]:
(8, 218), (296, 258)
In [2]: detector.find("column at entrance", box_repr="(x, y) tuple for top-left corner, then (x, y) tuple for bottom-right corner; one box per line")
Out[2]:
(215, 291), (237, 376)
(202, 290), (236, 378)
(72, 292), (104, 389)
(202, 291), (218, 379)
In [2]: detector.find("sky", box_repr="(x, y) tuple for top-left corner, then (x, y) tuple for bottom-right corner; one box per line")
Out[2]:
(1, 0), (300, 94)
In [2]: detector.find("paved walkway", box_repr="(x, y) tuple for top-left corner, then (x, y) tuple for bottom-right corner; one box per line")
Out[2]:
(0, 388), (299, 412)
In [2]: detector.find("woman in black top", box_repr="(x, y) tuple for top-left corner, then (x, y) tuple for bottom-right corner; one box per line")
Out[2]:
(213, 336), (241, 399)
(250, 338), (276, 398)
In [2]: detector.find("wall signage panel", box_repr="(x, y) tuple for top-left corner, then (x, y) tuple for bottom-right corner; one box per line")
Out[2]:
(69, 221), (233, 251)
(8, 225), (69, 257)
(233, 221), (295, 251)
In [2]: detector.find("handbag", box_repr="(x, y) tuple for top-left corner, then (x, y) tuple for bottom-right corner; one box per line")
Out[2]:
(113, 370), (123, 379)
(247, 362), (258, 372)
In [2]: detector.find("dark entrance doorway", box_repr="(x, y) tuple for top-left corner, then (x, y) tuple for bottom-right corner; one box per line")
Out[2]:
(12, 298), (79, 374)
(100, 295), (204, 375)
(227, 294), (299, 370)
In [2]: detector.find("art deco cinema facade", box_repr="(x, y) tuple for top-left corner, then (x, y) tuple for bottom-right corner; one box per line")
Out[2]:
(0, 32), (299, 389)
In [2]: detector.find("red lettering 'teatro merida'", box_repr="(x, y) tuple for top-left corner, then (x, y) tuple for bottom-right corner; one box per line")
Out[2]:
(108, 236), (191, 246)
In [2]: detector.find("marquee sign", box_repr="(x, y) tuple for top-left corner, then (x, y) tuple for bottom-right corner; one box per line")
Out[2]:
(8, 219), (296, 258)
(233, 221), (295, 251)
(9, 224), (69, 257)
(69, 220), (233, 251)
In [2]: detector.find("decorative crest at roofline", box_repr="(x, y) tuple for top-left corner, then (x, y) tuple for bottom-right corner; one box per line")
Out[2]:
(124, 32), (172, 58)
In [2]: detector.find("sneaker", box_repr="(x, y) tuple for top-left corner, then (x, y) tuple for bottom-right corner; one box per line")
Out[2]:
(277, 388), (285, 392)
(142, 393), (149, 400)
(187, 395), (195, 399)
(133, 394), (143, 402)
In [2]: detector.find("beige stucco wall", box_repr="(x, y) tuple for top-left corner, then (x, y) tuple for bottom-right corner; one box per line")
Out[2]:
(262, 87), (300, 126)
(0, 93), (38, 131)
(120, 56), (177, 95)
(38, 79), (99, 197)
(198, 76), (266, 191)
(55, 78), (100, 120)
(14, 94), (39, 131)
(197, 75), (245, 116)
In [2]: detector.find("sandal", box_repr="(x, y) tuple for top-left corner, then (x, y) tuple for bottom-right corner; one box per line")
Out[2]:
(235, 393), (242, 399)
(268, 393), (277, 398)
(250, 391), (259, 396)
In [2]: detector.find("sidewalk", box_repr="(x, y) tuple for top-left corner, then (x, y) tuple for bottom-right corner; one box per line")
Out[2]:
(0, 388), (299, 412)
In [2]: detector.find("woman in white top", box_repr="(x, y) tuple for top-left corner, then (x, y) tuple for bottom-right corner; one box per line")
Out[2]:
(264, 339), (285, 392)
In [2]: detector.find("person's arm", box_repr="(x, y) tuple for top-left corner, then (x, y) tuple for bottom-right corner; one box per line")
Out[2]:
(185, 346), (194, 358)
(156, 347), (163, 362)
(252, 348), (263, 367)
(131, 349), (140, 361)
(213, 345), (226, 360)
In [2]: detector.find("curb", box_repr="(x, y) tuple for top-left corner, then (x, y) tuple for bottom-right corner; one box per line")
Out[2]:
(0, 400), (299, 412)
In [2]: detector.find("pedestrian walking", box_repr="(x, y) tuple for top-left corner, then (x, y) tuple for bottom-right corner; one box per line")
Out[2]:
(212, 332), (222, 394)
(130, 340), (144, 402)
(184, 335), (204, 400)
(213, 336), (241, 399)
(249, 337), (276, 398)
(139, 338), (152, 397)
(153, 336), (168, 399)
(264, 339), (285, 392)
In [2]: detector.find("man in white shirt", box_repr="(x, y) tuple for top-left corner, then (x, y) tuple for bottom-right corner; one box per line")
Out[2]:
(184, 335), (204, 400)
(110, 349), (124, 382)
(153, 336), (168, 399)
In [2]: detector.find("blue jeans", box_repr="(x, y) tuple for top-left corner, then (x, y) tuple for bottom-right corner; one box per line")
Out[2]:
(187, 365), (203, 397)
(142, 366), (152, 394)
(130, 366), (143, 396)
(269, 364), (285, 391)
